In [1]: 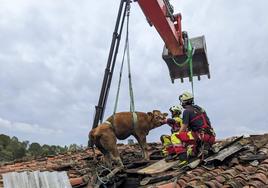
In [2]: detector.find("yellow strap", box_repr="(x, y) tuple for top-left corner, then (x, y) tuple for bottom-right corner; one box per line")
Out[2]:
(187, 132), (195, 140)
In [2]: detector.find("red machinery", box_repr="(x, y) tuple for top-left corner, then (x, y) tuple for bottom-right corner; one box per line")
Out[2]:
(137, 0), (210, 83)
(91, 0), (210, 130)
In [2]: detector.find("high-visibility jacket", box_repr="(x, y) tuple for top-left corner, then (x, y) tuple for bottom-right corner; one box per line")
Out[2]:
(166, 116), (182, 133)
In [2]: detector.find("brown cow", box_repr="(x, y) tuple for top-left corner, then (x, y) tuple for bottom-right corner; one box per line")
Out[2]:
(89, 110), (168, 167)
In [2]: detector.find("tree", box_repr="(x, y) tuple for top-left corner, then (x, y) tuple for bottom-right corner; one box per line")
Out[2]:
(22, 140), (30, 150)
(5, 138), (26, 160)
(69, 144), (79, 152)
(11, 136), (18, 142)
(28, 143), (42, 157)
(0, 134), (11, 148)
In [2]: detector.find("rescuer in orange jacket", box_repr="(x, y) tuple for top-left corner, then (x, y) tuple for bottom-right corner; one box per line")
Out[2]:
(166, 91), (216, 163)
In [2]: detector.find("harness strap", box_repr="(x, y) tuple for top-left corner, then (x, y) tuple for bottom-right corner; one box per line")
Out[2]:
(187, 105), (212, 131)
(104, 120), (115, 132)
(131, 112), (138, 131)
(190, 113), (209, 128)
(104, 121), (112, 125)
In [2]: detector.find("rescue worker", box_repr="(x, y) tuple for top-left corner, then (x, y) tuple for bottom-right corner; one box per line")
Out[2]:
(169, 91), (216, 163)
(160, 105), (183, 160)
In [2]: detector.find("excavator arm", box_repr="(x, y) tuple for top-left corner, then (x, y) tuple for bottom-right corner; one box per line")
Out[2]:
(137, 0), (184, 56)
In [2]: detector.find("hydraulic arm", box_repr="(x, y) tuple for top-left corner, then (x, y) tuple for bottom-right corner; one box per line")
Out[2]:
(137, 0), (184, 56)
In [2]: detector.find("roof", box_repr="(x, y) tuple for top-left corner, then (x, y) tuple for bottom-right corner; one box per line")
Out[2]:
(0, 134), (268, 188)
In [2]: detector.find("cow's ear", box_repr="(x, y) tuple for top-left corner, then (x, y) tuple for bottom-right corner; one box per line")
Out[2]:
(147, 112), (153, 117)
(163, 113), (168, 117)
(152, 110), (160, 115)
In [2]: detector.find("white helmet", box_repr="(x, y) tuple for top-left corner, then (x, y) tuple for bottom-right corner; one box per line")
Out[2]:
(169, 105), (183, 114)
(179, 91), (194, 105)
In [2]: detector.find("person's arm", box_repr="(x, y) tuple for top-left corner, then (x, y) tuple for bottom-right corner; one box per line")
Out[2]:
(165, 118), (176, 126)
(180, 110), (190, 132)
(179, 123), (187, 132)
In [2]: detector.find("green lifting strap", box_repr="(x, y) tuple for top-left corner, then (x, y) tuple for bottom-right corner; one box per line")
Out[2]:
(113, 1), (137, 130)
(171, 41), (195, 97)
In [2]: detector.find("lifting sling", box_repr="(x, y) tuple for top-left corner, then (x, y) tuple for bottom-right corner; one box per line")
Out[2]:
(112, 1), (137, 130)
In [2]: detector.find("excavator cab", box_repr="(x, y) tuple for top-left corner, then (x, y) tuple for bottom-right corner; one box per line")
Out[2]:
(162, 35), (210, 83)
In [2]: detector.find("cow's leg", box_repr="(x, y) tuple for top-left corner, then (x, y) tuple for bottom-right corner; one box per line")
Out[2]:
(110, 146), (124, 168)
(100, 131), (123, 168)
(134, 135), (149, 160)
(103, 153), (112, 168)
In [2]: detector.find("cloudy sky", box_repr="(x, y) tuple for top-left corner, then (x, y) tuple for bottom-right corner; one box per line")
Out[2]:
(0, 0), (268, 146)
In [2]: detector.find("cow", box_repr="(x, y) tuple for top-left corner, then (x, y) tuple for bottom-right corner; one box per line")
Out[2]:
(89, 110), (168, 167)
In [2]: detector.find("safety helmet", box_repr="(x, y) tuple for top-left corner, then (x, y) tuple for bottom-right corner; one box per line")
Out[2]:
(179, 91), (194, 106)
(169, 105), (183, 114)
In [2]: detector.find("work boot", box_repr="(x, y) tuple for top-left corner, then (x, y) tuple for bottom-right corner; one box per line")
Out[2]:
(165, 154), (177, 162)
(174, 152), (188, 167)
(174, 152), (187, 160)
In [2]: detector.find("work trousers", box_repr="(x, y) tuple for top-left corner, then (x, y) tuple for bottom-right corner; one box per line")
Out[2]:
(161, 131), (215, 157)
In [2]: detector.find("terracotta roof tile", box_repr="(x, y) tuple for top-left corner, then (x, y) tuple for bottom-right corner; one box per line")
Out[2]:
(156, 182), (181, 188)
(185, 179), (201, 187)
(249, 173), (268, 184)
(222, 169), (239, 177)
(69, 177), (84, 186)
(204, 179), (223, 188)
(177, 179), (187, 187)
(234, 177), (248, 186)
(220, 185), (232, 188)
(189, 168), (206, 176)
(247, 180), (265, 188)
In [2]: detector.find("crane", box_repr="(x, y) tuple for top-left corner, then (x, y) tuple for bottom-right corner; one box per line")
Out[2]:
(91, 0), (210, 131)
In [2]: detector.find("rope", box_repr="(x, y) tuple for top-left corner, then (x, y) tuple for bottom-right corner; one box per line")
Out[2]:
(171, 40), (195, 97)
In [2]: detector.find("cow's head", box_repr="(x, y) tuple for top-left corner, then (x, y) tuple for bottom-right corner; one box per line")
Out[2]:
(147, 110), (168, 128)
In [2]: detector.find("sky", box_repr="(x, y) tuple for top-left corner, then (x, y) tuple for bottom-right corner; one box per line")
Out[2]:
(0, 0), (268, 146)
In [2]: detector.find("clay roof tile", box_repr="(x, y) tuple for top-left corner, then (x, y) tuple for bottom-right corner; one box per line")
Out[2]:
(222, 169), (239, 177)
(246, 180), (265, 188)
(215, 175), (227, 184)
(204, 179), (223, 188)
(177, 179), (187, 187)
(156, 182), (181, 188)
(248, 172), (268, 185)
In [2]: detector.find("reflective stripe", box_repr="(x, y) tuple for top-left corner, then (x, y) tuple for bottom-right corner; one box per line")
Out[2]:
(171, 133), (182, 145)
(162, 137), (172, 146)
(187, 131), (195, 140)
